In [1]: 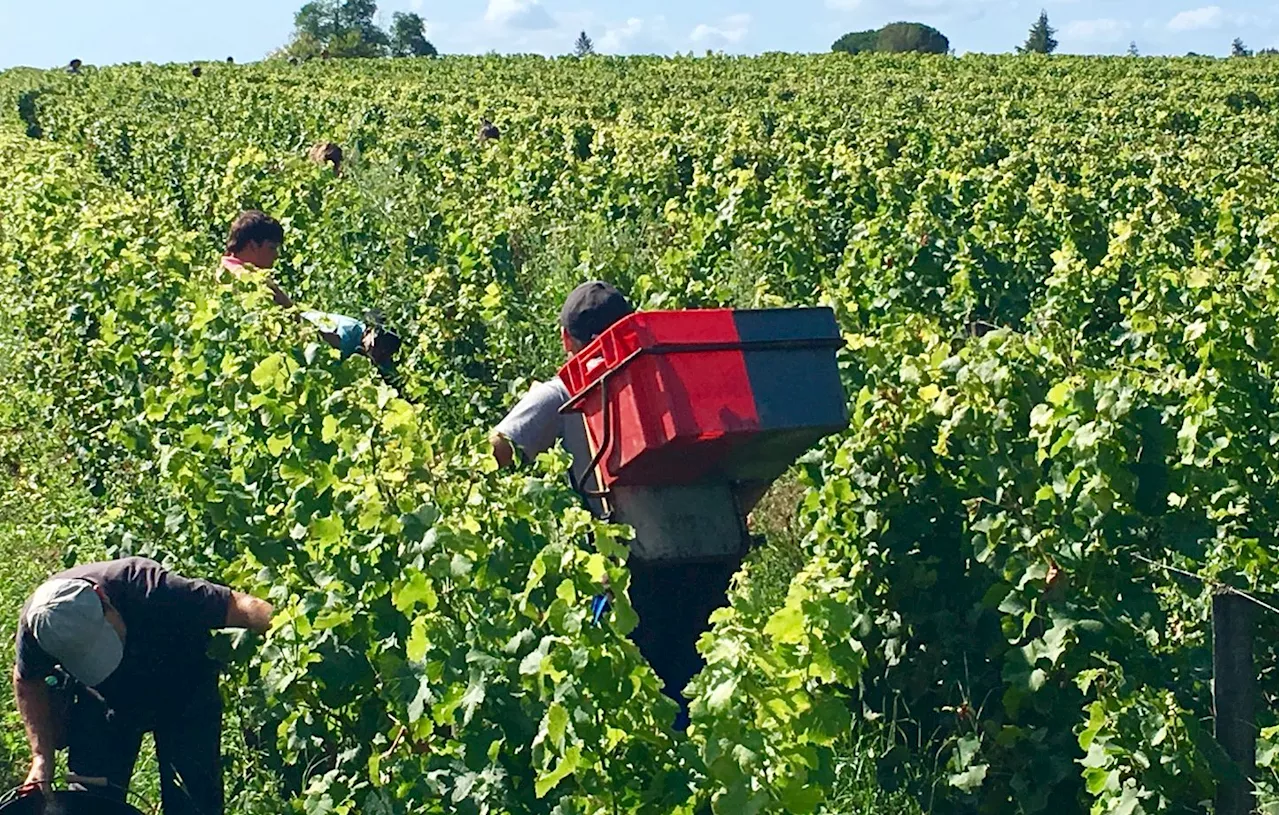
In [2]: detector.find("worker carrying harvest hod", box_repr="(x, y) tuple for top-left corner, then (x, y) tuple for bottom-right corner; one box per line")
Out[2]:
(218, 209), (402, 372)
(490, 281), (768, 730)
(12, 557), (274, 814)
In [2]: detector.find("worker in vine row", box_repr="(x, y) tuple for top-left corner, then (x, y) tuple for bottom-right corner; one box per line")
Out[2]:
(12, 557), (273, 813)
(490, 281), (764, 730)
(219, 209), (402, 371)
(308, 141), (343, 175)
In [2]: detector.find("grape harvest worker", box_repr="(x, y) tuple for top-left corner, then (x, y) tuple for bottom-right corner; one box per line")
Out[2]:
(12, 557), (274, 814)
(307, 141), (343, 175)
(219, 209), (401, 369)
(489, 281), (764, 729)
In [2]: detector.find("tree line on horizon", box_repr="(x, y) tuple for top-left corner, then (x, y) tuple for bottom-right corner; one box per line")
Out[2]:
(828, 9), (1275, 58)
(265, 0), (1275, 63)
(45, 1), (1280, 69)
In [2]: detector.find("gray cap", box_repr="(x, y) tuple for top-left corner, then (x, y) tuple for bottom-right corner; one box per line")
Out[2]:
(25, 578), (123, 687)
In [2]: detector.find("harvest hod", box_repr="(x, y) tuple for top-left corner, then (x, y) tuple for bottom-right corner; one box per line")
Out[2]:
(0, 54), (1275, 814)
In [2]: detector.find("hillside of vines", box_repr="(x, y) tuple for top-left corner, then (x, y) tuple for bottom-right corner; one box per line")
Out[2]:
(0, 54), (1276, 814)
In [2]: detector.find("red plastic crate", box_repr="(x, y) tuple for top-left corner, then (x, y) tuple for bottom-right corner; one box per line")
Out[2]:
(558, 308), (847, 490)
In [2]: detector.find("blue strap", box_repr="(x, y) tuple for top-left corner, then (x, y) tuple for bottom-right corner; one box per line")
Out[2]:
(591, 594), (610, 626)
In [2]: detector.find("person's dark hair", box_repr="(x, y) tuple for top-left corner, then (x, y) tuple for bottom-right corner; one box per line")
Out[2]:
(369, 329), (402, 359)
(226, 210), (284, 253)
(308, 142), (343, 171)
(559, 281), (633, 344)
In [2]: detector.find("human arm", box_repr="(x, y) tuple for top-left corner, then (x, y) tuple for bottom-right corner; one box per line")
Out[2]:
(13, 667), (56, 790)
(122, 557), (269, 634)
(265, 279), (294, 308)
(219, 257), (294, 308)
(224, 591), (273, 633)
(490, 380), (568, 469)
(490, 432), (517, 469)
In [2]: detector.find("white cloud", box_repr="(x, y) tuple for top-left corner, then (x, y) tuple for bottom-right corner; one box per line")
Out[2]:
(690, 13), (751, 48)
(484, 0), (555, 31)
(825, 0), (997, 24)
(443, 5), (606, 55)
(600, 17), (643, 50)
(1167, 5), (1224, 31)
(599, 16), (669, 54)
(1063, 18), (1131, 42)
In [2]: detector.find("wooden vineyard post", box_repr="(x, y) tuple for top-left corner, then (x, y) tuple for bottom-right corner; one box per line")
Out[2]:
(1212, 589), (1257, 815)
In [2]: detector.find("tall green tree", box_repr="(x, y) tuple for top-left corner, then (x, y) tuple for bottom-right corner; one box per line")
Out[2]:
(294, 1), (337, 41)
(876, 22), (949, 54)
(1230, 37), (1251, 57)
(1127, 40), (1139, 57)
(832, 29), (879, 54)
(346, 0), (389, 52)
(390, 12), (437, 57)
(1018, 10), (1057, 55)
(574, 31), (595, 57)
(280, 0), (389, 59)
(833, 23), (949, 55)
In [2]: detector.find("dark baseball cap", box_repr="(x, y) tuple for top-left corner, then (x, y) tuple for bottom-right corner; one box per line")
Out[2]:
(559, 281), (633, 343)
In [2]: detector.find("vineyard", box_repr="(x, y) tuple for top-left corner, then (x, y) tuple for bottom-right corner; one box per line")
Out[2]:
(0, 54), (1276, 814)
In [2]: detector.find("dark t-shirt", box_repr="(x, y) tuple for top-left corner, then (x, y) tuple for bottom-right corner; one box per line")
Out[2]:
(15, 557), (231, 718)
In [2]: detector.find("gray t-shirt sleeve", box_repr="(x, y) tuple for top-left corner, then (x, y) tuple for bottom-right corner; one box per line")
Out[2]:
(494, 379), (571, 461)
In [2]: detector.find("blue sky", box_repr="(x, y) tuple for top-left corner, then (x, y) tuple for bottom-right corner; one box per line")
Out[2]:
(0, 0), (1275, 69)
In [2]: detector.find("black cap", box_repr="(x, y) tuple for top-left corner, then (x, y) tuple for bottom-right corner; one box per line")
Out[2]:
(559, 281), (633, 343)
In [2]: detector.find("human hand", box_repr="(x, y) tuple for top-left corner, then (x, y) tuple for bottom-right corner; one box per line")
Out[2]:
(225, 590), (275, 634)
(23, 754), (52, 795)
